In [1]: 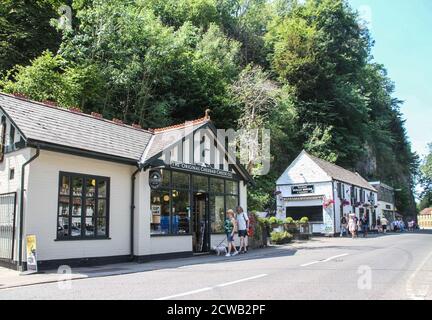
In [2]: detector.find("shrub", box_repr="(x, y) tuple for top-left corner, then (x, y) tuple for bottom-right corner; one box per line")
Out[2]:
(268, 217), (278, 224)
(270, 231), (293, 244)
(300, 217), (309, 224)
(285, 217), (294, 224)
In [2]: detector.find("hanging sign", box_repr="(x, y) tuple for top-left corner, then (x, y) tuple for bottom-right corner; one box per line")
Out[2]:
(26, 234), (38, 273)
(149, 169), (162, 190)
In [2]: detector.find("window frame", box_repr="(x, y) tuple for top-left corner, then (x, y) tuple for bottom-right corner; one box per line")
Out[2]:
(150, 169), (240, 236)
(56, 171), (110, 241)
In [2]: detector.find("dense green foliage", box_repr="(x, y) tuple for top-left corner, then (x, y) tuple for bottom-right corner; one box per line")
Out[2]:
(419, 144), (432, 210)
(0, 0), (418, 215)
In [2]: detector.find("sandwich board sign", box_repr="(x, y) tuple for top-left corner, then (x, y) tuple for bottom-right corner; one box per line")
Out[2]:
(26, 234), (38, 273)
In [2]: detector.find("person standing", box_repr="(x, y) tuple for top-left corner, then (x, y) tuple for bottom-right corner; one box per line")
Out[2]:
(361, 214), (369, 238)
(236, 206), (249, 254)
(348, 213), (357, 239)
(376, 217), (382, 233)
(340, 214), (348, 237)
(381, 216), (388, 233)
(224, 210), (238, 257)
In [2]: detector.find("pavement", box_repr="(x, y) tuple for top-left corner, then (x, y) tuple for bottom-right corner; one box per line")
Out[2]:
(0, 231), (431, 300)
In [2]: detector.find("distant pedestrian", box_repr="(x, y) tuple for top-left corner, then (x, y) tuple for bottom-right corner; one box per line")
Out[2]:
(340, 214), (348, 237)
(376, 217), (382, 233)
(224, 210), (238, 257)
(381, 217), (388, 233)
(361, 214), (369, 238)
(236, 206), (249, 254)
(348, 213), (357, 238)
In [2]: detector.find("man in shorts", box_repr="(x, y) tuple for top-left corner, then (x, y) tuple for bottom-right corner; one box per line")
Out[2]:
(236, 206), (249, 254)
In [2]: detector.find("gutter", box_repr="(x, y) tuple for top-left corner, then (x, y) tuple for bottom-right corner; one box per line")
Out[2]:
(18, 146), (40, 269)
(130, 164), (142, 261)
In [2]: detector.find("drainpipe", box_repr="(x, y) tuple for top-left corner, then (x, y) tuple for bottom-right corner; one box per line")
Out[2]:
(130, 164), (142, 261)
(18, 146), (40, 269)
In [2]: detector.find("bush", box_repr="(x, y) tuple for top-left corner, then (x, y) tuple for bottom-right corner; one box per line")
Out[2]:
(284, 217), (294, 224)
(270, 231), (293, 244)
(299, 217), (309, 224)
(268, 217), (278, 224)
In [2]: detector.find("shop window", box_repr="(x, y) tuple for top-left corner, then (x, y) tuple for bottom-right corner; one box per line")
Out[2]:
(210, 194), (225, 233)
(151, 190), (170, 235)
(225, 195), (239, 212)
(172, 171), (189, 189)
(171, 190), (190, 234)
(57, 172), (110, 240)
(192, 175), (208, 192)
(210, 177), (224, 194)
(226, 180), (238, 195)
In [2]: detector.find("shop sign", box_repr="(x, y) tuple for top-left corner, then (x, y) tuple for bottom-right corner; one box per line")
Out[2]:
(292, 185), (314, 195)
(26, 234), (38, 273)
(170, 161), (233, 178)
(149, 169), (162, 189)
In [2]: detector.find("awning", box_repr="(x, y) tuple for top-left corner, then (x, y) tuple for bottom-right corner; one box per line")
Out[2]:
(283, 195), (325, 202)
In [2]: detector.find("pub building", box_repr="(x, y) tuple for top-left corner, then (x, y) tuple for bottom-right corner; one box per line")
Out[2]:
(276, 150), (378, 235)
(0, 93), (252, 270)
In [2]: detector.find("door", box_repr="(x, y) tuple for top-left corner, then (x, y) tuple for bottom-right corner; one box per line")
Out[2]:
(192, 193), (210, 253)
(0, 192), (17, 262)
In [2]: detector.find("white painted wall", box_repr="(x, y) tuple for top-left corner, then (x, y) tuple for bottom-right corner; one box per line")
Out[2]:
(276, 151), (331, 185)
(25, 150), (134, 261)
(0, 148), (32, 261)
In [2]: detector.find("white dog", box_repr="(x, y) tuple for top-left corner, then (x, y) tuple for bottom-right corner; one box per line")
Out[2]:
(212, 245), (227, 256)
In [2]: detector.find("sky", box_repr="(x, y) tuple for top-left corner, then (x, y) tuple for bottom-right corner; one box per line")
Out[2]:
(348, 0), (432, 159)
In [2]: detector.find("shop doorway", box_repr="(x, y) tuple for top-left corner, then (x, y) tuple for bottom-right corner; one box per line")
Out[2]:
(192, 193), (210, 253)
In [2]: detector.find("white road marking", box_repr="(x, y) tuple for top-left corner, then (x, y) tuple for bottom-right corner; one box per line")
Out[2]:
(216, 274), (268, 287)
(155, 287), (213, 300)
(406, 249), (432, 300)
(301, 253), (349, 267)
(154, 274), (268, 300)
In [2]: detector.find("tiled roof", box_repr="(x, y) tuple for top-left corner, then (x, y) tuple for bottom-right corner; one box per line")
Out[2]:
(305, 151), (377, 191)
(0, 93), (153, 162)
(419, 208), (432, 215)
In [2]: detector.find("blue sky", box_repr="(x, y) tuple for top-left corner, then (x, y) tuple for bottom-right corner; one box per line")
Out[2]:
(348, 0), (432, 158)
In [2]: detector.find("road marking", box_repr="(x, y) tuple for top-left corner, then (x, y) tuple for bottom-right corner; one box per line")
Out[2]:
(155, 274), (268, 300)
(406, 249), (432, 300)
(301, 254), (349, 267)
(216, 274), (268, 287)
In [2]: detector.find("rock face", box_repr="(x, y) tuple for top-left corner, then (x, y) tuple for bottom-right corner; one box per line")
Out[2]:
(355, 144), (417, 218)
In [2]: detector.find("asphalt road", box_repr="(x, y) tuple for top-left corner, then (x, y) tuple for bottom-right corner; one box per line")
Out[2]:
(1, 231), (431, 300)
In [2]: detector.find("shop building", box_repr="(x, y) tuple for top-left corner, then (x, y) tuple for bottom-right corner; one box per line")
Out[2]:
(276, 151), (378, 235)
(0, 93), (252, 270)
(368, 181), (396, 222)
(418, 208), (432, 230)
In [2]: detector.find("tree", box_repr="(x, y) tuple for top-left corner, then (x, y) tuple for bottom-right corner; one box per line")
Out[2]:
(419, 144), (432, 210)
(0, 0), (63, 73)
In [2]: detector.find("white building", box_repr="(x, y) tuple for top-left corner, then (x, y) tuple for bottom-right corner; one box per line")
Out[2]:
(369, 181), (396, 222)
(276, 151), (378, 235)
(0, 93), (252, 270)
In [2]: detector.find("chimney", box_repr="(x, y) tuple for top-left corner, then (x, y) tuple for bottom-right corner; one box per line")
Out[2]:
(112, 118), (123, 125)
(91, 112), (103, 119)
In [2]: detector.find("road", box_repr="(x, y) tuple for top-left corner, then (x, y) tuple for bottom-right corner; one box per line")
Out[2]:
(1, 231), (431, 300)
